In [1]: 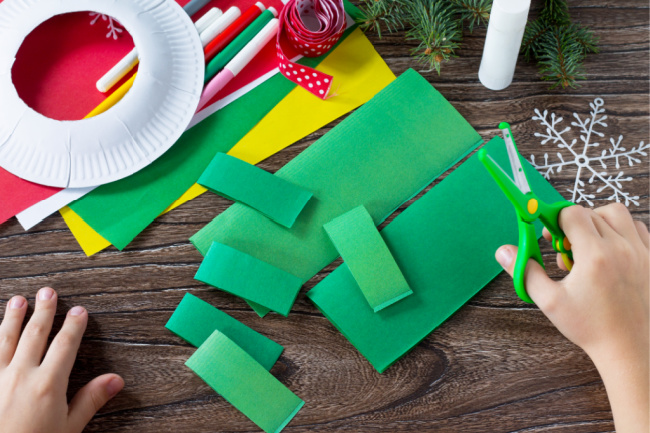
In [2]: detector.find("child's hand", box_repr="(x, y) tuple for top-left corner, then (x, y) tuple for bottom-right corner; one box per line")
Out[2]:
(495, 203), (649, 433)
(0, 287), (124, 433)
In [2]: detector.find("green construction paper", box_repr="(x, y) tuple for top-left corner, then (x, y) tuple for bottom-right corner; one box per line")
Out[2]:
(324, 205), (412, 312)
(165, 293), (283, 370)
(186, 330), (304, 433)
(198, 153), (313, 228)
(205, 10), (275, 83)
(307, 137), (564, 373)
(195, 242), (303, 317)
(68, 24), (359, 251)
(190, 70), (483, 317)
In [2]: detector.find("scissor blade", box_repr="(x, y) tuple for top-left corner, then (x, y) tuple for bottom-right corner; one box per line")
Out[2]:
(487, 155), (518, 190)
(501, 127), (531, 195)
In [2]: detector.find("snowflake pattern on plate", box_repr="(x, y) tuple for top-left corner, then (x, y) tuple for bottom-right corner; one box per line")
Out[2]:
(89, 12), (123, 40)
(530, 98), (649, 207)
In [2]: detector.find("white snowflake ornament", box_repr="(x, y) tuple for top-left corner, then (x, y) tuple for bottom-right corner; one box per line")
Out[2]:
(89, 12), (123, 40)
(530, 98), (649, 207)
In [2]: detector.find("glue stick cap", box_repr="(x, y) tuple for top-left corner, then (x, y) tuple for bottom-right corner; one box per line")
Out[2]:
(489, 0), (531, 32)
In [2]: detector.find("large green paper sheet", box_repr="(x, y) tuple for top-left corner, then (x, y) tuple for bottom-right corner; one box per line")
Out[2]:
(307, 137), (564, 373)
(198, 153), (313, 228)
(324, 205), (412, 312)
(195, 242), (303, 317)
(190, 70), (484, 299)
(165, 293), (283, 371)
(67, 23), (360, 251)
(186, 330), (304, 433)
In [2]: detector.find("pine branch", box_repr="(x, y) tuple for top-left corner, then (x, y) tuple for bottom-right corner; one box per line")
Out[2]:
(538, 0), (570, 25)
(538, 27), (586, 89)
(357, 0), (406, 37)
(450, 0), (491, 32)
(521, 18), (550, 61)
(567, 22), (599, 54)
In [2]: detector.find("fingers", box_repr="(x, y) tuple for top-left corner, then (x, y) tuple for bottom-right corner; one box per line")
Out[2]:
(12, 287), (57, 366)
(556, 253), (569, 271)
(594, 202), (639, 240)
(496, 245), (563, 311)
(635, 221), (649, 248)
(68, 374), (124, 433)
(558, 206), (601, 252)
(0, 296), (27, 367)
(41, 306), (88, 381)
(542, 227), (552, 242)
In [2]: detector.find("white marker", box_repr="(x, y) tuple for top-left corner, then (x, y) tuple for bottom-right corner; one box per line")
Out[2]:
(96, 7), (223, 93)
(197, 18), (280, 110)
(200, 7), (241, 47)
(478, 0), (531, 91)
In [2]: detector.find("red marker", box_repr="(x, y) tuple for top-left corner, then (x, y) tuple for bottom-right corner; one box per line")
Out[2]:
(204, 2), (266, 63)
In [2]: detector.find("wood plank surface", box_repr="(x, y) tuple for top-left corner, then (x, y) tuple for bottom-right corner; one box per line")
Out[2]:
(0, 1), (648, 432)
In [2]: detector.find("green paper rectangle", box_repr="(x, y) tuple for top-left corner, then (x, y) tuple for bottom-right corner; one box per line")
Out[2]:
(307, 137), (565, 373)
(68, 23), (359, 251)
(324, 205), (412, 312)
(195, 242), (303, 317)
(190, 69), (483, 296)
(165, 293), (283, 370)
(199, 153), (313, 228)
(186, 330), (304, 433)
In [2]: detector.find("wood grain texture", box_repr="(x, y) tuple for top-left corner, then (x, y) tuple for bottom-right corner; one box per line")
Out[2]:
(0, 1), (648, 431)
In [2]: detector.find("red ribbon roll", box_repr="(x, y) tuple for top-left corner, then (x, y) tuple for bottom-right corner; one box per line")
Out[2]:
(277, 0), (346, 99)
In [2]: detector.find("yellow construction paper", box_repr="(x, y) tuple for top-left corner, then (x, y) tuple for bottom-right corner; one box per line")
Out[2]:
(63, 28), (395, 256)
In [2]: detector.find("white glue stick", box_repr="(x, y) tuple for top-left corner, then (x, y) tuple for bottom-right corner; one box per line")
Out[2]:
(478, 0), (531, 91)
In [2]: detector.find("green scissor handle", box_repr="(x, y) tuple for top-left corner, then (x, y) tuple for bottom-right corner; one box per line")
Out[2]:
(514, 218), (543, 304)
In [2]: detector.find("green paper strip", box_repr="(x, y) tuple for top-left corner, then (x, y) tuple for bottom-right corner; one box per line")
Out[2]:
(199, 153), (313, 228)
(68, 20), (359, 251)
(186, 330), (304, 433)
(324, 205), (412, 312)
(205, 9), (275, 83)
(165, 293), (283, 370)
(195, 242), (303, 317)
(190, 70), (483, 303)
(307, 137), (564, 373)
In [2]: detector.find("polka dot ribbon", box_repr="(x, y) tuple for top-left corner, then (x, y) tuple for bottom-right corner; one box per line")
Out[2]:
(277, 0), (346, 99)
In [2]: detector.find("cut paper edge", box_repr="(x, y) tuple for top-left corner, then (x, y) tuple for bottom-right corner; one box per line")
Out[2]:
(63, 28), (394, 255)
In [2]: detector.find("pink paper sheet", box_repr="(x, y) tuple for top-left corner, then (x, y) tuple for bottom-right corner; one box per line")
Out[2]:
(1, 0), (289, 225)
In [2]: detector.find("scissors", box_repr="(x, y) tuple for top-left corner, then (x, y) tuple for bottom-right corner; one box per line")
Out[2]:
(478, 122), (574, 303)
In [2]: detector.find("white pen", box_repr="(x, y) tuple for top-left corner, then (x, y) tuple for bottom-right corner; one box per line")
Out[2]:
(197, 18), (280, 110)
(199, 7), (242, 47)
(96, 7), (223, 93)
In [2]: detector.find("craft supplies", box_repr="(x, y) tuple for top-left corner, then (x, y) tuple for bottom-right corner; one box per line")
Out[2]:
(190, 69), (482, 317)
(182, 0), (213, 17)
(198, 152), (312, 228)
(324, 205), (412, 312)
(195, 242), (303, 317)
(205, 2), (266, 62)
(65, 18), (364, 252)
(205, 7), (278, 83)
(478, 123), (574, 303)
(96, 6), (222, 93)
(277, 0), (346, 99)
(308, 137), (564, 373)
(0, 0), (204, 188)
(478, 0), (531, 91)
(199, 19), (280, 109)
(199, 7), (241, 47)
(166, 293), (283, 370)
(186, 331), (304, 433)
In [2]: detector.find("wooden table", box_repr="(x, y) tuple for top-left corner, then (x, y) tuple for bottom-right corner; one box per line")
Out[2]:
(1, 1), (647, 431)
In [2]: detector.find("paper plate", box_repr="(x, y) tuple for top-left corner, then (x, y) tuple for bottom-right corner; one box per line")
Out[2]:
(0, 0), (204, 187)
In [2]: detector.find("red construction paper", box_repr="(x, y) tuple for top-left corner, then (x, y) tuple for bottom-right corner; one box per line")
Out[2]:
(0, 0), (287, 225)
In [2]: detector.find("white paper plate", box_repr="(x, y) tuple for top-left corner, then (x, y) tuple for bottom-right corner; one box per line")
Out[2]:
(0, 0), (204, 187)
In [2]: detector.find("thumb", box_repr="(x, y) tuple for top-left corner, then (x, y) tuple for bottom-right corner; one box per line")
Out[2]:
(68, 373), (124, 432)
(496, 245), (562, 311)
